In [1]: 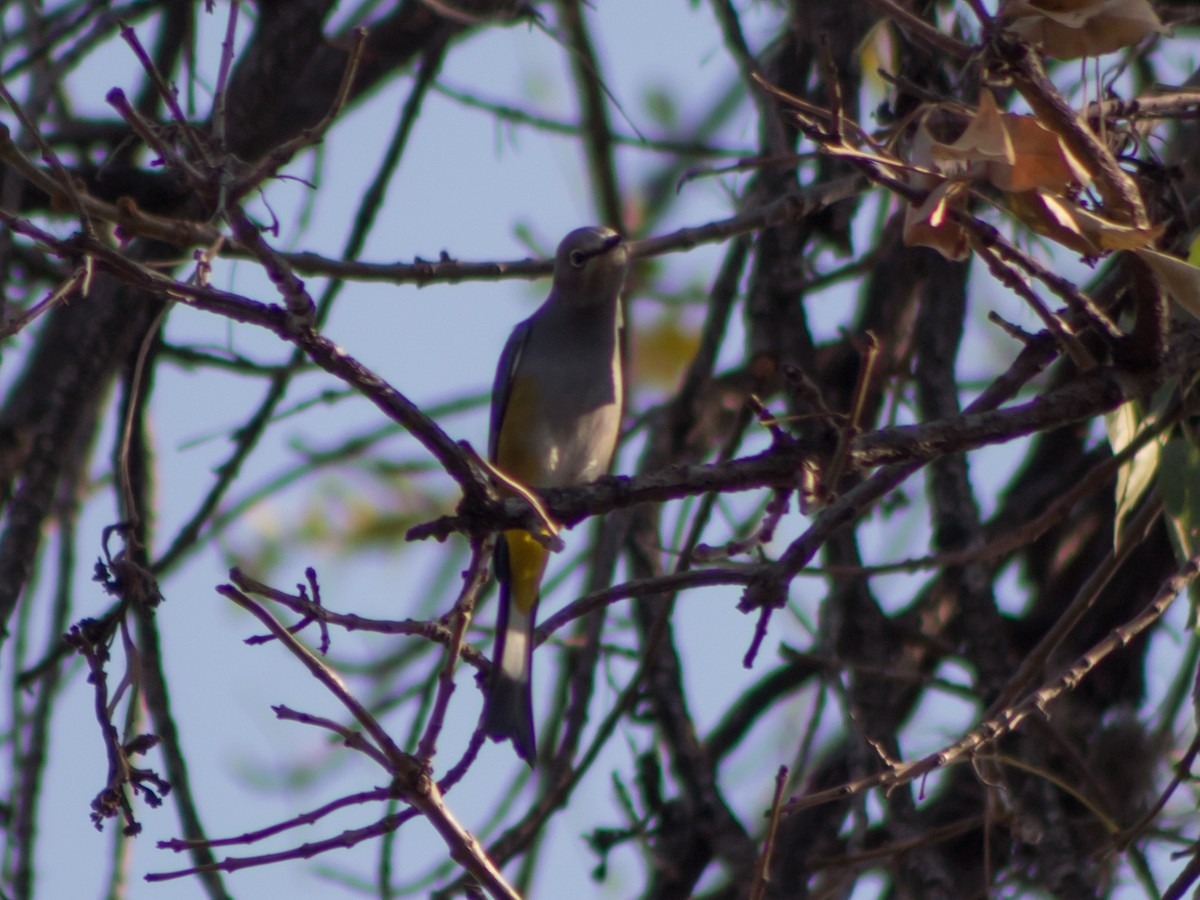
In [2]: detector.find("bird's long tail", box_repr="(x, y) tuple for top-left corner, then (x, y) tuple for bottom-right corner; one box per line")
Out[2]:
(483, 531), (545, 765)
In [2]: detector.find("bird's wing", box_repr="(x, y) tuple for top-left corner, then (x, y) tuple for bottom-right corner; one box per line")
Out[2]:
(488, 317), (534, 463)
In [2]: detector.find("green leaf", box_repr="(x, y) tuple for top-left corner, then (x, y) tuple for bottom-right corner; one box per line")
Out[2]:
(1159, 436), (1200, 561)
(1105, 400), (1161, 550)
(1160, 436), (1200, 629)
(642, 86), (678, 130)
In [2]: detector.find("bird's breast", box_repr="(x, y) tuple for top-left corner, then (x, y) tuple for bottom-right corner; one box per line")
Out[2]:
(496, 336), (622, 489)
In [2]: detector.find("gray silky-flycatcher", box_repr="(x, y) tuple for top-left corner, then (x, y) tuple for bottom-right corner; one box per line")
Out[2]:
(482, 226), (628, 765)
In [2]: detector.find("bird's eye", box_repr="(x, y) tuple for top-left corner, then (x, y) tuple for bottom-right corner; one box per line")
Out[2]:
(569, 249), (585, 268)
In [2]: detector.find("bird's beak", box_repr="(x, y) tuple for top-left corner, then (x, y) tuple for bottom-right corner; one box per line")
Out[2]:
(600, 233), (622, 253)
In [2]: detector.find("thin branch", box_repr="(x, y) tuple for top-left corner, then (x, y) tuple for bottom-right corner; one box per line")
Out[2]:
(212, 584), (520, 899)
(784, 551), (1200, 814)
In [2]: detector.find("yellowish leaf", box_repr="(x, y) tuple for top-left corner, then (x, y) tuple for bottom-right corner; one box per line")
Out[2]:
(1187, 231), (1200, 268)
(1132, 248), (1200, 320)
(632, 311), (702, 390)
(857, 19), (897, 98)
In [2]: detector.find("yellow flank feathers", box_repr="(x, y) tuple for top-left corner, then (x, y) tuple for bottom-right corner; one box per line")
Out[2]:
(495, 371), (553, 616)
(503, 529), (548, 615)
(495, 374), (544, 483)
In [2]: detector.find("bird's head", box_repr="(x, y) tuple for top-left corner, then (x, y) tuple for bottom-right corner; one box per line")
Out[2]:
(551, 226), (629, 306)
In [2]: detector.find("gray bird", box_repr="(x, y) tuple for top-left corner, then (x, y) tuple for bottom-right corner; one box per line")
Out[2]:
(483, 226), (628, 764)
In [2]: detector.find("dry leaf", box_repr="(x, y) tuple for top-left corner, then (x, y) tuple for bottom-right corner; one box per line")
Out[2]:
(933, 91), (1086, 194)
(905, 94), (1095, 261)
(1010, 190), (1160, 255)
(903, 124), (971, 261)
(932, 91), (1014, 169)
(1066, 202), (1162, 250)
(1008, 190), (1101, 256)
(1001, 0), (1168, 59)
(903, 181), (971, 261)
(986, 113), (1089, 193)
